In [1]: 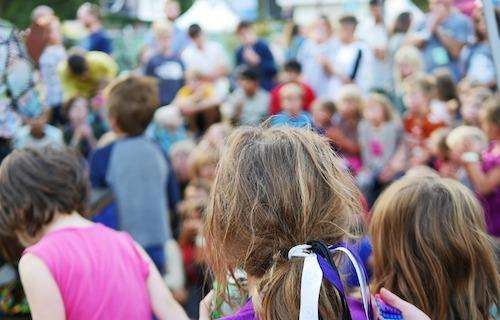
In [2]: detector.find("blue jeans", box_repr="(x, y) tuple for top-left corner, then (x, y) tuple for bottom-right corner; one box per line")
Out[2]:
(145, 244), (166, 275)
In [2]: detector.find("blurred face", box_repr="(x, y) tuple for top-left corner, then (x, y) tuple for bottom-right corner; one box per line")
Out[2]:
(370, 4), (383, 22)
(283, 70), (300, 82)
(239, 78), (258, 96)
(480, 116), (499, 140)
(339, 24), (355, 43)
(461, 95), (481, 125)
(430, 0), (452, 10)
(192, 33), (204, 47)
(156, 34), (172, 53)
(69, 98), (89, 125)
(186, 75), (202, 91)
(312, 107), (331, 126)
(48, 21), (62, 44)
(199, 163), (217, 181)
(172, 151), (191, 183)
(237, 28), (256, 46)
(312, 19), (331, 42)
(185, 186), (209, 202)
(77, 8), (93, 28)
(364, 101), (385, 126)
(404, 88), (427, 114)
(338, 98), (359, 119)
(399, 62), (416, 79)
(164, 1), (180, 21)
(281, 92), (303, 116)
(27, 113), (48, 137)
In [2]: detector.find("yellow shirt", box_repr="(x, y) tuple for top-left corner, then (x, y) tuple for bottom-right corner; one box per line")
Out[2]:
(175, 84), (215, 100)
(58, 51), (118, 100)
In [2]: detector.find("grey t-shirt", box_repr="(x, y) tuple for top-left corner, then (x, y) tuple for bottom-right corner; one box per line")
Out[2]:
(107, 136), (170, 248)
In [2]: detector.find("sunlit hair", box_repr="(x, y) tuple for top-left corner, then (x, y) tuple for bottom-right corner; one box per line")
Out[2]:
(481, 95), (500, 127)
(393, 45), (424, 92)
(337, 84), (363, 119)
(402, 72), (436, 98)
(370, 176), (499, 320)
(280, 82), (304, 98)
(364, 93), (396, 122)
(205, 127), (362, 320)
(446, 125), (488, 153)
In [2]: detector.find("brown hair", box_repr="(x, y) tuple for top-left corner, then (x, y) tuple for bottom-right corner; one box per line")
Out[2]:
(205, 127), (361, 319)
(403, 72), (436, 98)
(105, 75), (159, 136)
(365, 93), (395, 122)
(312, 99), (337, 115)
(0, 148), (89, 238)
(481, 95), (500, 127)
(370, 176), (499, 320)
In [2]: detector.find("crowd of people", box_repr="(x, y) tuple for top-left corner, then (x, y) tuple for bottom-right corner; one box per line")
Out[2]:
(0, 0), (498, 319)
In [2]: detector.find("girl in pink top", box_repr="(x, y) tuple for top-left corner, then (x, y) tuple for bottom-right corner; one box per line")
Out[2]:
(0, 148), (189, 320)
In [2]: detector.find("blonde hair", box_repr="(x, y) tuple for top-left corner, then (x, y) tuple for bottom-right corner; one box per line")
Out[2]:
(279, 82), (304, 98)
(153, 21), (174, 38)
(188, 145), (219, 180)
(402, 72), (436, 98)
(446, 126), (488, 152)
(394, 46), (424, 92)
(337, 84), (363, 119)
(365, 93), (395, 122)
(370, 176), (499, 320)
(205, 127), (361, 319)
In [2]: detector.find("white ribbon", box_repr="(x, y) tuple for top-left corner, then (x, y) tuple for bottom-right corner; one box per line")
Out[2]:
(288, 244), (323, 320)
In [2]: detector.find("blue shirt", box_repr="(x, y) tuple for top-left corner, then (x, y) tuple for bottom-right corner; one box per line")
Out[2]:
(271, 112), (313, 128)
(85, 29), (112, 54)
(236, 39), (277, 91)
(417, 11), (474, 81)
(145, 54), (185, 106)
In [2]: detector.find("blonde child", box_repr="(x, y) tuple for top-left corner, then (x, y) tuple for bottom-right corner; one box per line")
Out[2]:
(393, 45), (424, 113)
(460, 97), (500, 237)
(201, 126), (428, 319)
(147, 105), (188, 154)
(461, 86), (493, 126)
(370, 176), (499, 319)
(357, 93), (402, 204)
(0, 148), (188, 319)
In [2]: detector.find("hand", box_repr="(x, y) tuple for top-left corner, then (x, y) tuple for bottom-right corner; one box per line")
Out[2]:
(199, 290), (215, 320)
(375, 288), (430, 320)
(243, 47), (260, 65)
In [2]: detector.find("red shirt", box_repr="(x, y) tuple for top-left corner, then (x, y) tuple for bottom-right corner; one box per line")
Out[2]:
(269, 82), (315, 115)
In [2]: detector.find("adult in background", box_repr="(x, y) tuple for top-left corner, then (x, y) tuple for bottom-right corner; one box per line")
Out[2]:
(77, 2), (112, 54)
(164, 0), (189, 55)
(235, 21), (277, 91)
(58, 51), (118, 101)
(181, 24), (230, 98)
(357, 0), (391, 92)
(409, 0), (474, 82)
(24, 5), (54, 67)
(297, 15), (338, 98)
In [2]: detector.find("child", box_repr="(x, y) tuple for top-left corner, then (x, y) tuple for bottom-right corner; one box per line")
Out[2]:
(188, 144), (219, 183)
(147, 105), (188, 155)
(461, 86), (492, 126)
(431, 68), (460, 125)
(327, 84), (363, 173)
(393, 45), (424, 113)
(311, 99), (336, 135)
(13, 111), (63, 150)
(89, 76), (178, 274)
(461, 97), (500, 238)
(63, 97), (97, 157)
(403, 73), (445, 167)
(222, 68), (269, 126)
(202, 126), (426, 319)
(370, 176), (499, 319)
(174, 70), (221, 135)
(427, 128), (452, 176)
(0, 147), (188, 319)
(145, 23), (185, 106)
(170, 140), (197, 190)
(271, 82), (313, 128)
(269, 60), (315, 115)
(357, 93), (402, 204)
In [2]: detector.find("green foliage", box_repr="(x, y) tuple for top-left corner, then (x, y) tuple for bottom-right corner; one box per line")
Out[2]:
(0, 0), (98, 29)
(410, 0), (429, 12)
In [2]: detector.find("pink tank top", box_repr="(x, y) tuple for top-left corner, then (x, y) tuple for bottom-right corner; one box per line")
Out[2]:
(24, 224), (152, 320)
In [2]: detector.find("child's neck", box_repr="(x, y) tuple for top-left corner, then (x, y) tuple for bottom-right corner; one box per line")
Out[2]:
(43, 212), (93, 236)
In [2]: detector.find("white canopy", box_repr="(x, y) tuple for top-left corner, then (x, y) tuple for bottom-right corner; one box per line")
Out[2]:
(177, 0), (240, 33)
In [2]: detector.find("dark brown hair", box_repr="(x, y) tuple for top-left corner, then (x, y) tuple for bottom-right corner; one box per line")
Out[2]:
(105, 75), (159, 136)
(0, 148), (90, 238)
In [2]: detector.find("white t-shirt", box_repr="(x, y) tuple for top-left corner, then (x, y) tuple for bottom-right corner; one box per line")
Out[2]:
(181, 41), (229, 76)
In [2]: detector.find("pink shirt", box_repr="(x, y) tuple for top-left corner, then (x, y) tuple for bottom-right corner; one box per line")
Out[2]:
(24, 224), (152, 320)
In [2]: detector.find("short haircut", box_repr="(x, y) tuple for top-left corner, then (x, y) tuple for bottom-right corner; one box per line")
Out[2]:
(369, 0), (381, 6)
(312, 99), (337, 115)
(67, 54), (88, 76)
(105, 75), (159, 136)
(284, 60), (302, 74)
(238, 67), (259, 81)
(403, 73), (436, 98)
(0, 148), (89, 238)
(339, 15), (358, 27)
(236, 20), (252, 33)
(79, 2), (101, 20)
(31, 5), (54, 22)
(188, 23), (202, 39)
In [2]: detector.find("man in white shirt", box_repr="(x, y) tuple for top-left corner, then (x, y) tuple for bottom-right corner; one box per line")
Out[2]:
(330, 15), (374, 99)
(181, 24), (230, 98)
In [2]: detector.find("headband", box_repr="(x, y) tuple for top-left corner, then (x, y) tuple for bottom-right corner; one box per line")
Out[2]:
(288, 241), (373, 320)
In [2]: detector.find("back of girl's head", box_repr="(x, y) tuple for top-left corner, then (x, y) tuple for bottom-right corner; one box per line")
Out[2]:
(0, 148), (89, 239)
(205, 126), (361, 320)
(370, 176), (499, 320)
(433, 68), (458, 102)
